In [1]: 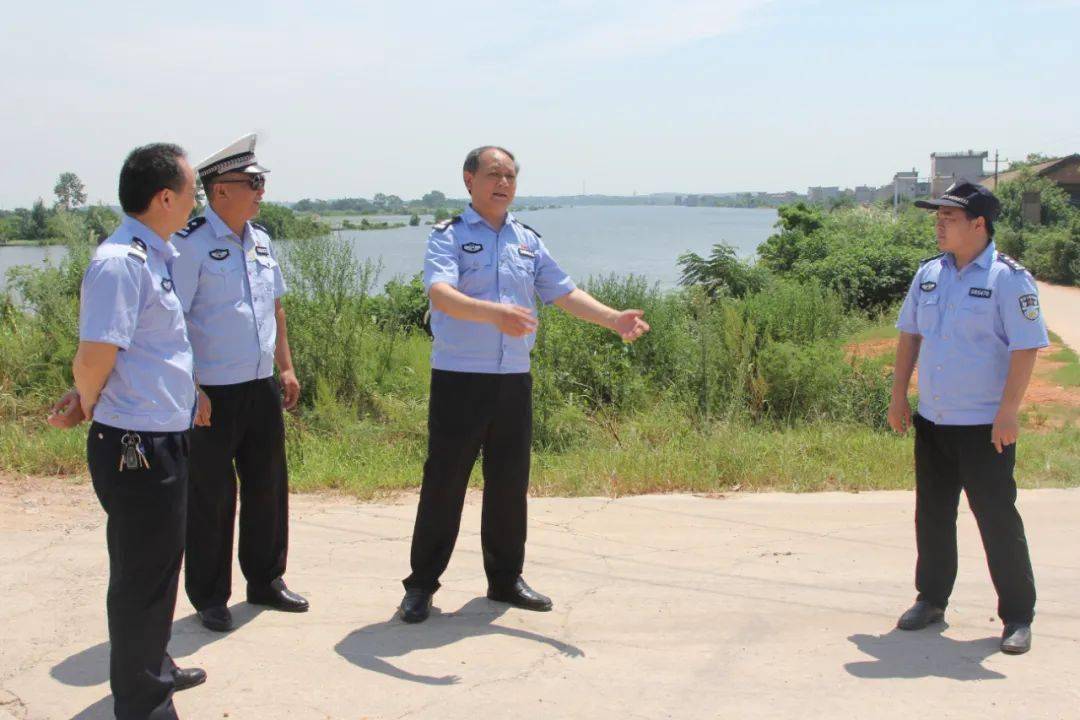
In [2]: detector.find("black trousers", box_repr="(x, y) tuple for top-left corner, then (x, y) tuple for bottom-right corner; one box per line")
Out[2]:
(913, 414), (1036, 624)
(404, 370), (533, 593)
(185, 378), (289, 610)
(88, 422), (188, 720)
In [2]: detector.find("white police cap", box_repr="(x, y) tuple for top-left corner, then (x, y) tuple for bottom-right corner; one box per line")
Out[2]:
(196, 133), (270, 181)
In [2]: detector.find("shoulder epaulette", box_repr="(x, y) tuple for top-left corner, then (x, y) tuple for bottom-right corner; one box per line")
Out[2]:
(513, 219), (542, 238)
(996, 252), (1025, 272)
(176, 216), (207, 238)
(920, 252), (944, 265)
(251, 221), (272, 238)
(433, 215), (462, 232)
(127, 237), (147, 263)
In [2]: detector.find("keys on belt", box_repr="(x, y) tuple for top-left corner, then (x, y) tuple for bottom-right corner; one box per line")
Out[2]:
(119, 432), (150, 471)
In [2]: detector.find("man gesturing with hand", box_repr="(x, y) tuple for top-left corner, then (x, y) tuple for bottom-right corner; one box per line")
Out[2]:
(399, 146), (649, 623)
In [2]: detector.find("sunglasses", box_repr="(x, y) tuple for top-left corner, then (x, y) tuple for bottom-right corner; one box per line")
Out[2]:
(216, 174), (266, 191)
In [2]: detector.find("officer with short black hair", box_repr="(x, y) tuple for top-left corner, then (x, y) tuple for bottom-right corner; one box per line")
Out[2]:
(399, 145), (650, 623)
(889, 180), (1048, 655)
(49, 143), (206, 719)
(170, 134), (307, 633)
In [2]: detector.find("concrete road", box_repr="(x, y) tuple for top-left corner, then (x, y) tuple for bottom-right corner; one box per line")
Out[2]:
(2, 480), (1079, 719)
(1038, 281), (1080, 352)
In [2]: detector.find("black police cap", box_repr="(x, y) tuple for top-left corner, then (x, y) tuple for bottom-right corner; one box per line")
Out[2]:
(914, 180), (1001, 222)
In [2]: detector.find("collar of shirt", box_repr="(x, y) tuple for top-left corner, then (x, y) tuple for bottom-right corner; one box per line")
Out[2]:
(204, 205), (253, 249)
(943, 240), (996, 273)
(120, 215), (177, 260)
(461, 204), (516, 233)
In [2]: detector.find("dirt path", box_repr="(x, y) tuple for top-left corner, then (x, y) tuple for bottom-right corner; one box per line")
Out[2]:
(1038, 281), (1080, 353)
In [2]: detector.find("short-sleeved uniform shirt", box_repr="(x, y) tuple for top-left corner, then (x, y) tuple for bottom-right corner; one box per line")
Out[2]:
(79, 216), (195, 432)
(896, 240), (1049, 425)
(170, 206), (287, 386)
(423, 206), (576, 374)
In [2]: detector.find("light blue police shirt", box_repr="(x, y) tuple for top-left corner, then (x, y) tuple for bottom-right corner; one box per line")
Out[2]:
(896, 240), (1049, 425)
(170, 206), (287, 386)
(79, 216), (195, 432)
(423, 206), (576, 374)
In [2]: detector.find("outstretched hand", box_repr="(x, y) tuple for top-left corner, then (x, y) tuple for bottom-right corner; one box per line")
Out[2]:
(612, 309), (650, 343)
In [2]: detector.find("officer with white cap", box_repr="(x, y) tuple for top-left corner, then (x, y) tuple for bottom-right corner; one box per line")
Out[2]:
(171, 134), (308, 632)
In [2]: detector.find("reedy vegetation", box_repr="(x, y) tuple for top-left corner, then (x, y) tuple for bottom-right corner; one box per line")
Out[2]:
(1, 198), (1077, 495)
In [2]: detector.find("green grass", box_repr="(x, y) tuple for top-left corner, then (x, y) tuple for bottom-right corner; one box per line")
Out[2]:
(1045, 341), (1080, 388)
(8, 401), (1078, 498)
(845, 321), (900, 346)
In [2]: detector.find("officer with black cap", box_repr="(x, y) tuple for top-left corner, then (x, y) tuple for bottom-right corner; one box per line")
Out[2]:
(170, 134), (308, 633)
(888, 180), (1048, 654)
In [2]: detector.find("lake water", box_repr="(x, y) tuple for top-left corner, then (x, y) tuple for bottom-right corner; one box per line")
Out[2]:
(0, 206), (778, 293)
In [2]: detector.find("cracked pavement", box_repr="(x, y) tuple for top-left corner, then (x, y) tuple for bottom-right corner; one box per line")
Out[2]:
(2, 479), (1079, 719)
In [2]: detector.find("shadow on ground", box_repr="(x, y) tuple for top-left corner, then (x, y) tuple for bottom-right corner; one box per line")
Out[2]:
(51, 602), (267, 687)
(845, 625), (1005, 681)
(335, 596), (584, 685)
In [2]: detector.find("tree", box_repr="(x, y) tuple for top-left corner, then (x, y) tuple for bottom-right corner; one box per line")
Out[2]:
(996, 172), (1076, 229)
(433, 207), (451, 223)
(421, 190), (446, 207)
(1006, 153), (1055, 172)
(678, 242), (766, 299)
(24, 199), (50, 240)
(409, 214), (420, 226)
(53, 172), (87, 210)
(85, 205), (120, 241)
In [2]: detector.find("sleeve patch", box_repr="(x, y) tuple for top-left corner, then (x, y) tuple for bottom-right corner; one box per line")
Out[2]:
(1018, 294), (1040, 321)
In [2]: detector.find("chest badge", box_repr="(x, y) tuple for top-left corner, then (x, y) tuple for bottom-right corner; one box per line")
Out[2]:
(518, 246), (536, 259)
(255, 245), (270, 256)
(161, 277), (174, 293)
(969, 287), (992, 299)
(920, 281), (937, 292)
(209, 248), (230, 261)
(1018, 294), (1040, 321)
(462, 242), (483, 254)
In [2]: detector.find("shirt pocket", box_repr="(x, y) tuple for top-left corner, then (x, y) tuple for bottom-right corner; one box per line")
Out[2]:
(458, 251), (493, 295)
(510, 248), (536, 280)
(915, 295), (940, 336)
(252, 255), (279, 301)
(202, 259), (245, 301)
(957, 296), (995, 343)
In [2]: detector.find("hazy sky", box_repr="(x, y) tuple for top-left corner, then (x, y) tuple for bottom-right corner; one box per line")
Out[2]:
(2, 0), (1078, 207)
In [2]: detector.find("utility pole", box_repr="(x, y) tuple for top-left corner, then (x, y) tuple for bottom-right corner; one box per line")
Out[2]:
(994, 150), (999, 189)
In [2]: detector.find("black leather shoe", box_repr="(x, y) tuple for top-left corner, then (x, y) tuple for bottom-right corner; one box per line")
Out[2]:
(487, 577), (552, 611)
(172, 667), (206, 692)
(897, 600), (945, 630)
(1001, 623), (1032, 655)
(197, 605), (234, 632)
(399, 588), (433, 624)
(247, 578), (309, 612)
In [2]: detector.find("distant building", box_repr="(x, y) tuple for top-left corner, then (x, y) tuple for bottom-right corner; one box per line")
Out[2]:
(808, 186), (841, 204)
(893, 170), (922, 200)
(931, 150), (988, 196)
(982, 154), (1080, 206)
(854, 185), (877, 204)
